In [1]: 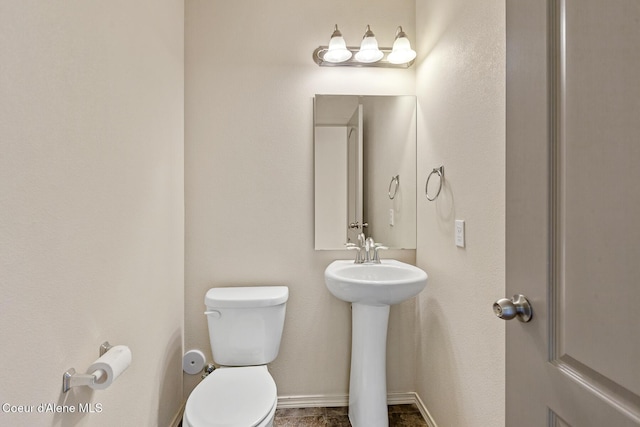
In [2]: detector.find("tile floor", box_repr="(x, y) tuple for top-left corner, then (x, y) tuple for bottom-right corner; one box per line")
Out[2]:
(274, 404), (428, 426)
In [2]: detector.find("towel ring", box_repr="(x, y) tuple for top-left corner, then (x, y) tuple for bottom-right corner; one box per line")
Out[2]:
(388, 175), (400, 199)
(425, 166), (444, 201)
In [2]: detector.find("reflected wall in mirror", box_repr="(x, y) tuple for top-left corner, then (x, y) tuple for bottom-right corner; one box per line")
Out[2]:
(314, 95), (417, 250)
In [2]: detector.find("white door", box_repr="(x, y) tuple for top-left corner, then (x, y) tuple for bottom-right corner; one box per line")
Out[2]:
(504, 0), (640, 426)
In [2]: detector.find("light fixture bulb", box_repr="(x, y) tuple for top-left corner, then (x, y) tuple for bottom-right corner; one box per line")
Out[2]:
(387, 26), (417, 65)
(323, 25), (352, 63)
(354, 25), (383, 63)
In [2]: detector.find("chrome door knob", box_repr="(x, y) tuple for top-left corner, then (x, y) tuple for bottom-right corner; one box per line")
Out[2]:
(493, 294), (532, 322)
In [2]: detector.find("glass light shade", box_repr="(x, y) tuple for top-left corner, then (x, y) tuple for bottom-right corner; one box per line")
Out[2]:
(354, 25), (383, 63)
(323, 25), (352, 63)
(388, 36), (417, 64)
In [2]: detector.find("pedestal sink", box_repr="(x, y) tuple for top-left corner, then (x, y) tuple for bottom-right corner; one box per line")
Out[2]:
(324, 259), (428, 427)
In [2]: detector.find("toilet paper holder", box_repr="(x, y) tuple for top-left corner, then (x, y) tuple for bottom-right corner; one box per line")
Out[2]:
(62, 341), (113, 393)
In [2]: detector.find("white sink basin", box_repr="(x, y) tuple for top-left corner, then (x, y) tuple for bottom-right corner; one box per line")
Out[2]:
(324, 259), (428, 306)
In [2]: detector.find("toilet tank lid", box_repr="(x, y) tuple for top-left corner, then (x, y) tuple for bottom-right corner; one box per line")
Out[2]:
(205, 286), (289, 308)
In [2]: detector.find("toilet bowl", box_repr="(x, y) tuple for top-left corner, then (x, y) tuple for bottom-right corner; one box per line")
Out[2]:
(182, 366), (277, 427)
(183, 286), (288, 427)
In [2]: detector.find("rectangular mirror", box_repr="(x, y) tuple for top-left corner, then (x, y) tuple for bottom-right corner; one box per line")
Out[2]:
(314, 95), (417, 250)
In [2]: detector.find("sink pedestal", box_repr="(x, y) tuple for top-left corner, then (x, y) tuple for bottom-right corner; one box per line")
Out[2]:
(349, 303), (390, 427)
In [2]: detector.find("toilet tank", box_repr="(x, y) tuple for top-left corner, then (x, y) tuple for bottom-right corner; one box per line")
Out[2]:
(204, 286), (288, 366)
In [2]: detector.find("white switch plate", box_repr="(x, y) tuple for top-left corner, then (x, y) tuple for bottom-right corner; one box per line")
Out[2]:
(455, 220), (465, 247)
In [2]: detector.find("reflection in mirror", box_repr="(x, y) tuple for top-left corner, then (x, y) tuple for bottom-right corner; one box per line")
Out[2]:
(314, 95), (417, 250)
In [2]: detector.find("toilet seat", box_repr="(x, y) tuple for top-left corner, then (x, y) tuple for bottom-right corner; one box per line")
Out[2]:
(184, 366), (277, 427)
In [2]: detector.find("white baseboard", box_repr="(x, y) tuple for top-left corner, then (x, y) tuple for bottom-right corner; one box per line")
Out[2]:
(170, 401), (185, 427)
(411, 392), (438, 427)
(277, 392), (437, 427)
(277, 393), (349, 408)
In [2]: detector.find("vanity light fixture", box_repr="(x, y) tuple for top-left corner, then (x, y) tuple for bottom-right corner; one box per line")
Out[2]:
(387, 26), (417, 65)
(313, 25), (416, 68)
(354, 25), (384, 63)
(323, 25), (353, 63)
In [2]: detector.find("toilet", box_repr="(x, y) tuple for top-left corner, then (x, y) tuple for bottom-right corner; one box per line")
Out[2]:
(183, 286), (289, 427)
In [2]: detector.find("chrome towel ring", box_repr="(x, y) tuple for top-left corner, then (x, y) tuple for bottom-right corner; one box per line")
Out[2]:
(425, 166), (444, 201)
(388, 175), (400, 199)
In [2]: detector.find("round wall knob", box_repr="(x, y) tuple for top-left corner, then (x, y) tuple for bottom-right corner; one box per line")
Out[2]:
(493, 294), (532, 322)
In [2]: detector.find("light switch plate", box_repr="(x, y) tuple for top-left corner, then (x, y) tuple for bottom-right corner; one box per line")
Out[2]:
(455, 220), (465, 248)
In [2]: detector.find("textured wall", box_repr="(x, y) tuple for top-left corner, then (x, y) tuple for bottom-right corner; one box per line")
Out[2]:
(0, 1), (184, 425)
(185, 0), (417, 400)
(414, 0), (506, 425)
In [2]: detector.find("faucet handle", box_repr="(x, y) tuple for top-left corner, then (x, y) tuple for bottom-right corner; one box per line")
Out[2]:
(373, 244), (388, 262)
(346, 243), (363, 263)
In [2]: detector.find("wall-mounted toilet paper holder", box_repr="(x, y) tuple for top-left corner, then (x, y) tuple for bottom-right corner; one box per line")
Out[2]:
(62, 341), (113, 393)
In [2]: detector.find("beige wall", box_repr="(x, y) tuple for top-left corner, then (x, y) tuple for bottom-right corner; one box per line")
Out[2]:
(0, 1), (184, 426)
(415, 0), (506, 425)
(184, 0), (418, 399)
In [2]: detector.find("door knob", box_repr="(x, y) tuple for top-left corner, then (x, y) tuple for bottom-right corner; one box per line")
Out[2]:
(493, 294), (532, 322)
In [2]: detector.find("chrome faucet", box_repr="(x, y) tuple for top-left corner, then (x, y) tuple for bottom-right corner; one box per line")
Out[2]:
(358, 232), (366, 250)
(346, 233), (388, 264)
